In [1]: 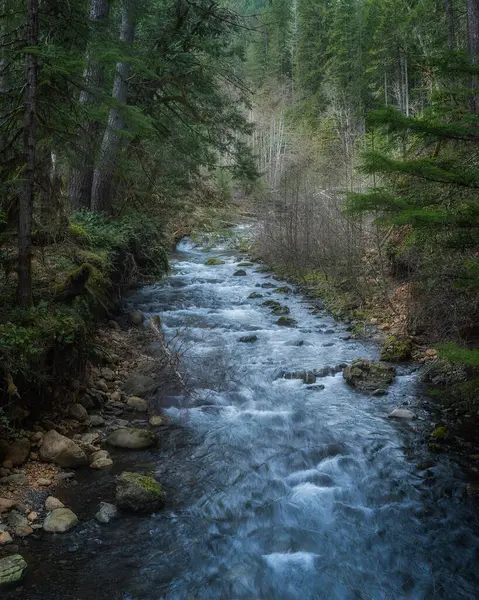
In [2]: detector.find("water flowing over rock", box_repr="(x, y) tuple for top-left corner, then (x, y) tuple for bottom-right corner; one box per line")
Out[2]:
(343, 359), (396, 392)
(39, 430), (88, 468)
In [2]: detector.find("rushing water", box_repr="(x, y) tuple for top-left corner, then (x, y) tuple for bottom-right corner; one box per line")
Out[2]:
(16, 237), (479, 600)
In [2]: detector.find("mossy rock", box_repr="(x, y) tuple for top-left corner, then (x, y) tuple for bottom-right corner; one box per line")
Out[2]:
(262, 300), (281, 309)
(233, 269), (247, 276)
(248, 292), (263, 299)
(430, 426), (448, 441)
(0, 554), (28, 587)
(380, 335), (413, 362)
(116, 472), (164, 512)
(237, 262), (254, 267)
(274, 286), (293, 294)
(276, 316), (297, 327)
(255, 266), (271, 273)
(205, 258), (225, 266)
(261, 282), (276, 289)
(343, 359), (396, 392)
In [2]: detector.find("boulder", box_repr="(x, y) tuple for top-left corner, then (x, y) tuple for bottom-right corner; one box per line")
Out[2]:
(0, 554), (28, 586)
(128, 311), (145, 326)
(126, 397), (148, 413)
(95, 502), (118, 524)
(276, 316), (297, 327)
(248, 293), (263, 299)
(90, 457), (113, 469)
(115, 472), (164, 512)
(314, 366), (332, 378)
(388, 408), (416, 420)
(123, 374), (156, 398)
(4, 439), (30, 467)
(69, 403), (88, 422)
(380, 335), (413, 362)
(261, 282), (276, 289)
(204, 258), (225, 265)
(7, 511), (29, 529)
(106, 428), (158, 450)
(39, 430), (88, 468)
(149, 416), (163, 427)
(281, 370), (316, 384)
(343, 360), (396, 392)
(238, 335), (258, 343)
(233, 269), (247, 276)
(45, 496), (64, 511)
(43, 508), (78, 533)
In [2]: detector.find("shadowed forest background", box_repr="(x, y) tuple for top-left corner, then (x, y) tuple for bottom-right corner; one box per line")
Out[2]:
(1, 0), (479, 423)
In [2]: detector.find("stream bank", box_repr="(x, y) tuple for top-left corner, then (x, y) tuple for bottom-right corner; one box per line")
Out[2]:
(2, 234), (479, 599)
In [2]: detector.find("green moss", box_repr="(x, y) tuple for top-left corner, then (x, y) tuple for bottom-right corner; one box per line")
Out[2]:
(380, 335), (413, 362)
(430, 426), (448, 440)
(205, 258), (225, 265)
(274, 286), (292, 294)
(121, 472), (164, 499)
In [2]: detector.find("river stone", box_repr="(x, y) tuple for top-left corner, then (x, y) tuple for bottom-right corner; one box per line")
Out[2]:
(343, 360), (396, 392)
(95, 502), (118, 524)
(0, 554), (28, 586)
(90, 457), (113, 469)
(0, 531), (12, 545)
(69, 403), (88, 421)
(233, 270), (247, 276)
(90, 450), (110, 462)
(88, 414), (105, 427)
(45, 496), (64, 511)
(314, 366), (332, 378)
(388, 408), (416, 420)
(81, 432), (100, 445)
(238, 335), (258, 343)
(123, 374), (156, 398)
(116, 472), (164, 512)
(14, 526), (33, 538)
(276, 316), (297, 327)
(43, 508), (78, 533)
(149, 416), (163, 427)
(106, 428), (158, 450)
(4, 439), (30, 467)
(129, 311), (145, 326)
(7, 511), (29, 529)
(39, 430), (88, 468)
(0, 498), (15, 514)
(282, 370), (316, 384)
(126, 397), (148, 413)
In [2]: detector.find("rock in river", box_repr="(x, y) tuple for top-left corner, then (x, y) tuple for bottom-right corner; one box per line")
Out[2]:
(116, 472), (164, 512)
(95, 502), (118, 524)
(238, 335), (258, 343)
(39, 430), (88, 468)
(388, 408), (416, 420)
(43, 508), (79, 533)
(106, 428), (158, 449)
(343, 359), (396, 392)
(0, 554), (28, 586)
(123, 374), (156, 398)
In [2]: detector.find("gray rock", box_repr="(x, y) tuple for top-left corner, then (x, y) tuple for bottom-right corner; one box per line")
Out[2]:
(116, 472), (164, 512)
(238, 335), (258, 343)
(6, 473), (27, 485)
(90, 457), (113, 469)
(90, 450), (110, 462)
(39, 430), (88, 468)
(81, 433), (100, 445)
(96, 379), (109, 393)
(106, 428), (158, 449)
(89, 414), (105, 427)
(45, 496), (65, 511)
(233, 270), (247, 276)
(388, 408), (416, 420)
(69, 403), (88, 421)
(282, 370), (316, 384)
(314, 366), (332, 378)
(123, 374), (156, 398)
(7, 511), (29, 529)
(126, 397), (148, 413)
(0, 554), (28, 586)
(95, 502), (118, 524)
(129, 311), (145, 326)
(149, 416), (163, 427)
(43, 508), (78, 533)
(4, 439), (30, 467)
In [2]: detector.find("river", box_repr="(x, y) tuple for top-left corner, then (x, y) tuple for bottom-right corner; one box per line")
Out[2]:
(14, 235), (479, 599)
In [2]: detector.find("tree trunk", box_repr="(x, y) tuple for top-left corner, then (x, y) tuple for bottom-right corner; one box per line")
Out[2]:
(91, 0), (136, 213)
(467, 0), (479, 111)
(68, 0), (110, 212)
(17, 0), (38, 307)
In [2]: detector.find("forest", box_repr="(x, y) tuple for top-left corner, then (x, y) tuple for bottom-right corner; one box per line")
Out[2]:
(1, 0), (479, 598)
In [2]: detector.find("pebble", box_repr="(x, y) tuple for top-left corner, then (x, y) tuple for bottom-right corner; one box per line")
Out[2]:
(37, 478), (52, 486)
(45, 496), (64, 511)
